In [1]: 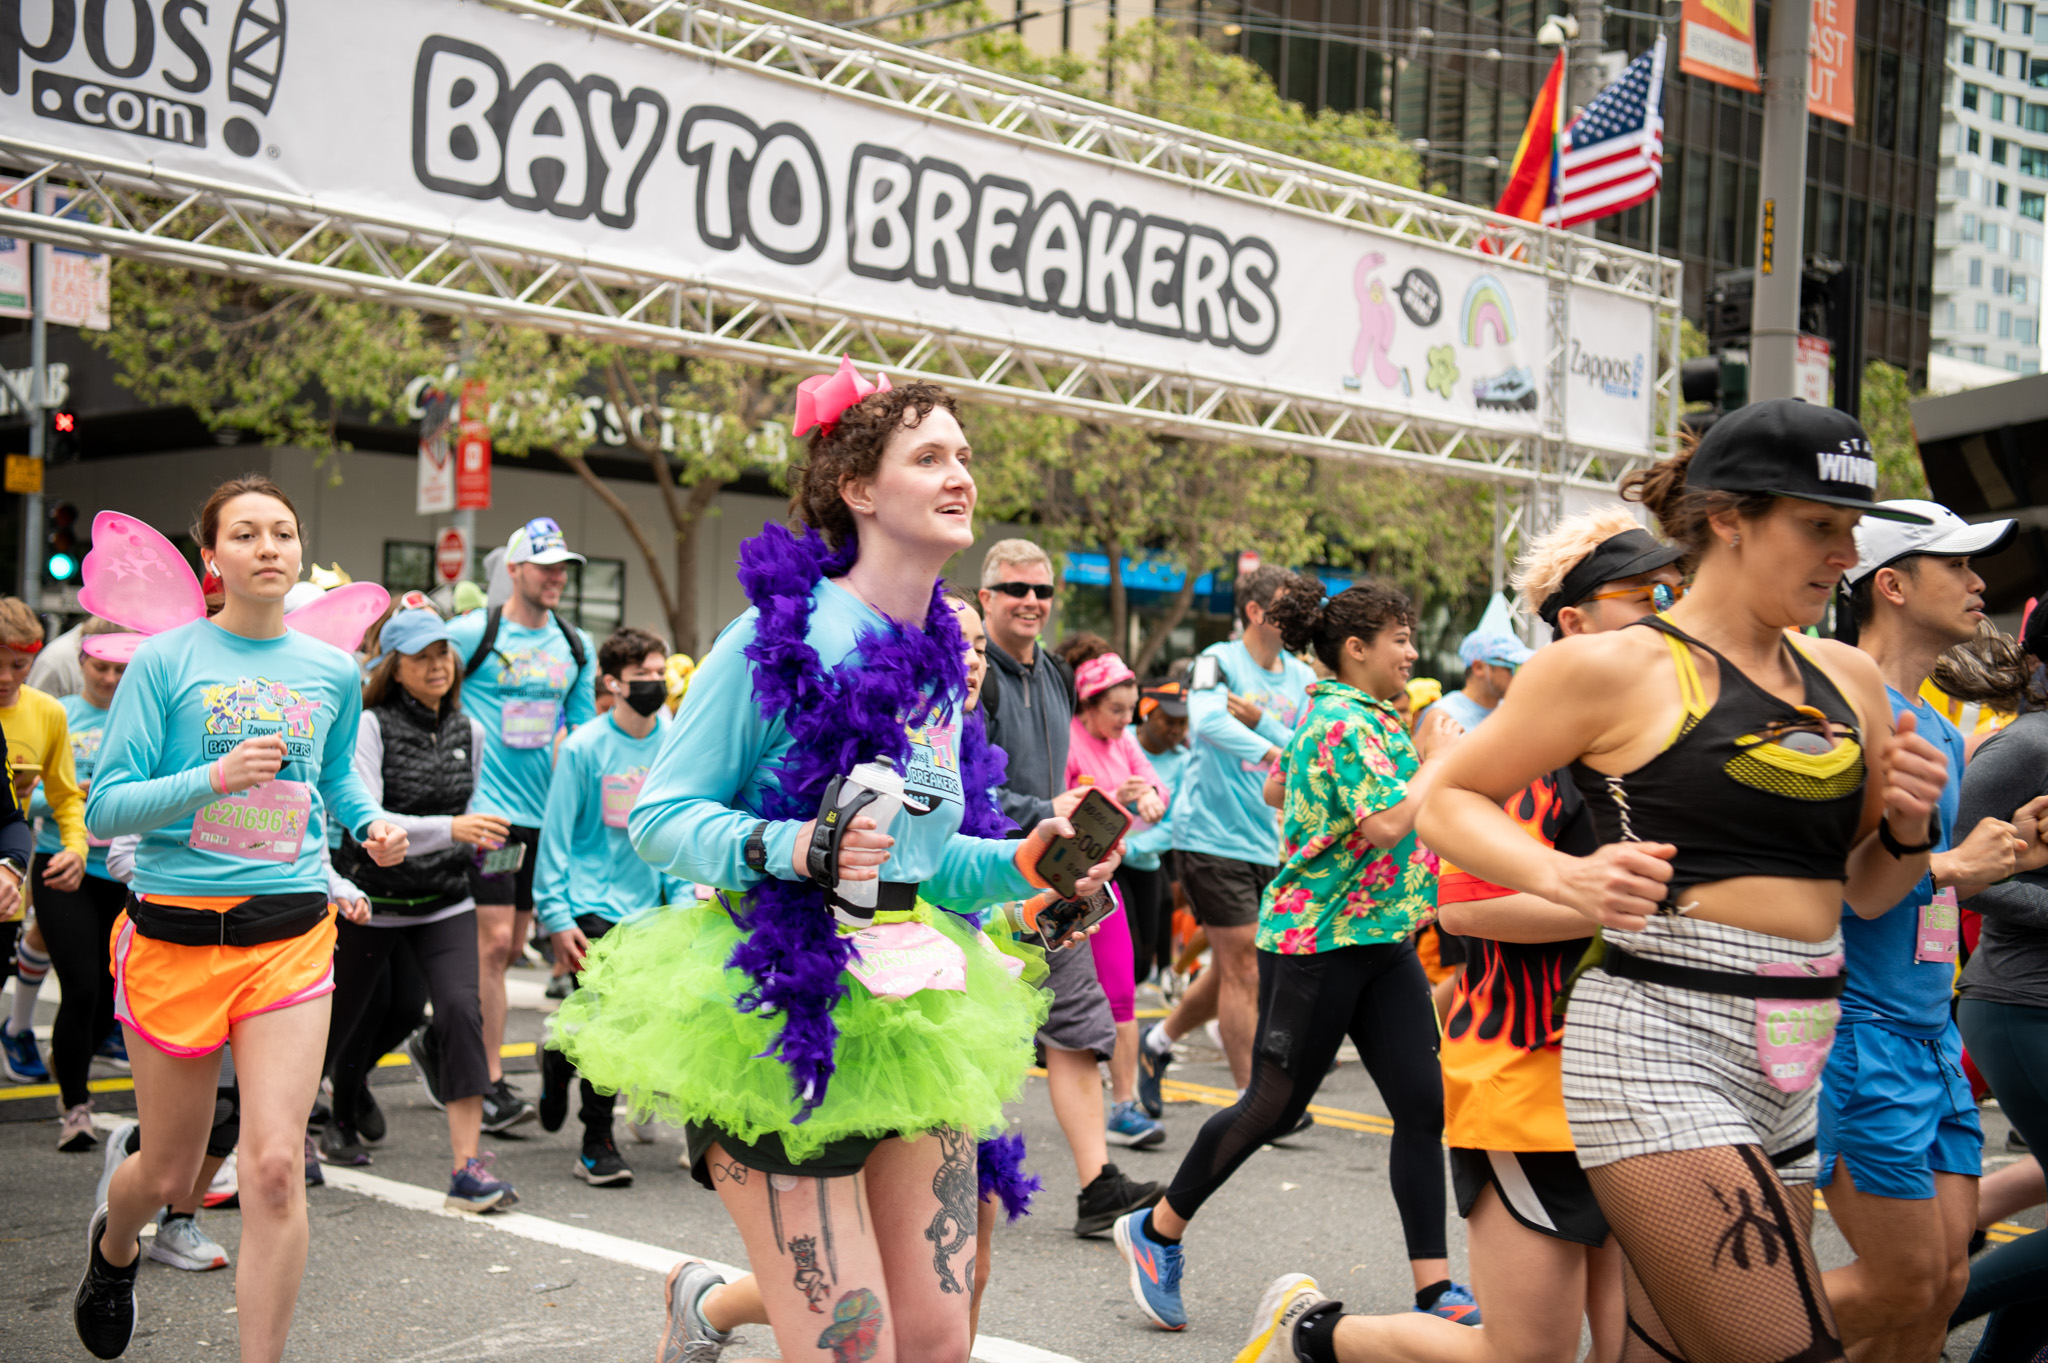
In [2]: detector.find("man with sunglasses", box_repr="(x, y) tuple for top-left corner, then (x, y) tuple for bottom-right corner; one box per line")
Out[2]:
(1820, 500), (2048, 1363)
(1418, 628), (1531, 734)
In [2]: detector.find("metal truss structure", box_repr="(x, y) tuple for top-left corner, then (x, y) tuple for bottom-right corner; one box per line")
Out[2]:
(0, 0), (1680, 528)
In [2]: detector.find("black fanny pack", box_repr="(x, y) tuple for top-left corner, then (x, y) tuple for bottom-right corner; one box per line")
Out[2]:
(127, 892), (331, 948)
(1603, 943), (1847, 999)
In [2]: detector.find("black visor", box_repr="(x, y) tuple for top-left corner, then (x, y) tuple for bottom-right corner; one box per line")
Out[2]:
(1538, 528), (1687, 629)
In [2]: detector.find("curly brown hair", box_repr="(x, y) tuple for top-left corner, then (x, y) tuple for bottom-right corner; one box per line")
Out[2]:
(1265, 577), (1415, 672)
(789, 380), (960, 548)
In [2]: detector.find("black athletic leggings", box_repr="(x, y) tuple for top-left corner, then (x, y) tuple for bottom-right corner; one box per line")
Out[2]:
(326, 935), (429, 1117)
(1954, 998), (2048, 1363)
(34, 859), (128, 1109)
(1115, 862), (1170, 986)
(543, 915), (618, 1140)
(1163, 939), (1449, 1260)
(326, 911), (491, 1115)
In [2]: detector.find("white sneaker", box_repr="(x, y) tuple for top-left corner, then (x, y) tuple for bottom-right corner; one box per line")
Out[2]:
(1235, 1273), (1331, 1363)
(96, 1120), (137, 1208)
(203, 1152), (239, 1209)
(147, 1211), (229, 1271)
(628, 1118), (659, 1144)
(58, 1102), (96, 1152)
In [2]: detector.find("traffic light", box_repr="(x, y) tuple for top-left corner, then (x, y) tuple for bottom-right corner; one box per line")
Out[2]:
(44, 501), (78, 583)
(49, 410), (79, 464)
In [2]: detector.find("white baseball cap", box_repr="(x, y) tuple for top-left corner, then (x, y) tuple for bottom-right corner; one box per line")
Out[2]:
(505, 516), (586, 567)
(1845, 499), (2017, 586)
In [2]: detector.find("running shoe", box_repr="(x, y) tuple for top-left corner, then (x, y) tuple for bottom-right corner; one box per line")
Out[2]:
(538, 1046), (573, 1133)
(202, 1152), (238, 1209)
(60, 1101), (97, 1151)
(147, 1211), (229, 1272)
(74, 1204), (138, 1360)
(95, 1030), (129, 1071)
(317, 1121), (372, 1167)
(2, 1025), (48, 1082)
(660, 1258), (736, 1362)
(354, 1084), (386, 1145)
(96, 1121), (139, 1211)
(1075, 1162), (1162, 1237)
(1136, 1033), (1173, 1119)
(445, 1153), (519, 1214)
(1112, 1208), (1187, 1330)
(545, 973), (574, 1000)
(575, 1136), (633, 1186)
(1106, 1099), (1167, 1149)
(303, 1132), (323, 1187)
(1235, 1273), (1331, 1363)
(481, 1078), (536, 1134)
(1276, 1110), (1315, 1141)
(628, 1118), (660, 1144)
(405, 1025), (446, 1111)
(1417, 1281), (1482, 1325)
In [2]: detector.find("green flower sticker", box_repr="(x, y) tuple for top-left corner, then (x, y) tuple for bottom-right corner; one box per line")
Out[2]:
(1425, 345), (1460, 400)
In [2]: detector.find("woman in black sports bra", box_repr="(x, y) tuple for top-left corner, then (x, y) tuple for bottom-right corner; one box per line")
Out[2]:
(1418, 399), (1951, 1363)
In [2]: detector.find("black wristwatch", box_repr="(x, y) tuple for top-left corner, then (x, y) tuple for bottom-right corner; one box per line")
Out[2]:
(1878, 817), (1935, 859)
(743, 820), (771, 874)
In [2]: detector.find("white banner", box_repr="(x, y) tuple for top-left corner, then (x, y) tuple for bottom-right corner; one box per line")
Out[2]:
(1562, 285), (1657, 454)
(0, 0), (1656, 452)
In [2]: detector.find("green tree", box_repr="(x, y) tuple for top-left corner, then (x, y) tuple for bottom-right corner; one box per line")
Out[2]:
(1859, 360), (1931, 500)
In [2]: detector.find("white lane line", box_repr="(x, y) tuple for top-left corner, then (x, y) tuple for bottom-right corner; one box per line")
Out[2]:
(321, 1166), (1085, 1363)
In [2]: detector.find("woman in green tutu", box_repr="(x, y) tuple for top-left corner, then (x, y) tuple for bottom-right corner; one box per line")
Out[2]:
(550, 359), (1120, 1363)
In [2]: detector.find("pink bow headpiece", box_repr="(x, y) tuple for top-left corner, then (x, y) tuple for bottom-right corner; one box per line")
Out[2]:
(77, 511), (389, 662)
(792, 356), (892, 439)
(1075, 652), (1138, 702)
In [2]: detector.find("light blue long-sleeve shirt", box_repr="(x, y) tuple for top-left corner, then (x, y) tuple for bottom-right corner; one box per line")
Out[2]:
(85, 619), (387, 898)
(443, 611), (597, 827)
(1174, 640), (1315, 867)
(1124, 729), (1189, 872)
(629, 579), (1034, 909)
(535, 710), (682, 935)
(33, 692), (112, 879)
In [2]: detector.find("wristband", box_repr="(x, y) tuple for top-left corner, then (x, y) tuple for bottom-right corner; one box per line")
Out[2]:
(209, 759), (226, 795)
(1878, 817), (1935, 858)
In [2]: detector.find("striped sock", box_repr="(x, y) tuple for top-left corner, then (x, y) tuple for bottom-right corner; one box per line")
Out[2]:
(10, 942), (49, 1034)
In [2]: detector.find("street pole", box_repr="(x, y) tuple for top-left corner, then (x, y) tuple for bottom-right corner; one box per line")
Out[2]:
(20, 226), (46, 602)
(1749, 0), (1811, 400)
(453, 326), (477, 583)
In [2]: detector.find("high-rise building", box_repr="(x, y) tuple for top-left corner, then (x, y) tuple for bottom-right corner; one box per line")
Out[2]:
(1931, 0), (2045, 373)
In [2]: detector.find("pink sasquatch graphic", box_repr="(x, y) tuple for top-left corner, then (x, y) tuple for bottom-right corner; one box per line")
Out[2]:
(1352, 254), (1403, 392)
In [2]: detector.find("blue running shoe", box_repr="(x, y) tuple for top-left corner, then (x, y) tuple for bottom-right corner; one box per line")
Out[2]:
(445, 1154), (519, 1214)
(95, 1030), (129, 1071)
(2, 1026), (48, 1083)
(1107, 1099), (1166, 1148)
(1136, 1034), (1172, 1119)
(1113, 1209), (1187, 1330)
(1417, 1281), (1482, 1326)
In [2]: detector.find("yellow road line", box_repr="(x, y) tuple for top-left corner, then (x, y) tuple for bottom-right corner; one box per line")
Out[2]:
(0, 1041), (543, 1103)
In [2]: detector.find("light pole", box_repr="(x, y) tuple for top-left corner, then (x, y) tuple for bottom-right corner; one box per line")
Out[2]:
(1749, 0), (1812, 400)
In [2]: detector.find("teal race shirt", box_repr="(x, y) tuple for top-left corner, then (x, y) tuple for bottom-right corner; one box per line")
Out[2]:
(31, 692), (111, 879)
(630, 579), (1032, 909)
(1175, 640), (1315, 867)
(535, 709), (683, 935)
(443, 611), (597, 827)
(86, 619), (386, 898)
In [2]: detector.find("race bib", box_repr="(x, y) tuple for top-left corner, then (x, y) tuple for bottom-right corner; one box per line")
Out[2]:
(1754, 955), (1844, 1094)
(187, 780), (312, 864)
(501, 699), (560, 750)
(1915, 887), (1961, 964)
(844, 920), (968, 999)
(600, 772), (645, 829)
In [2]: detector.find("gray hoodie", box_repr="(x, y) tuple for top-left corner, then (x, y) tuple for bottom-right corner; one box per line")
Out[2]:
(980, 637), (1073, 833)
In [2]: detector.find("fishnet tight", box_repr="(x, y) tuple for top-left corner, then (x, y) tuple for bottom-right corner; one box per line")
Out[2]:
(1590, 1144), (1843, 1363)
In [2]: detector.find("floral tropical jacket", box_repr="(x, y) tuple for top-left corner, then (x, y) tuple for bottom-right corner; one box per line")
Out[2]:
(1256, 679), (1439, 955)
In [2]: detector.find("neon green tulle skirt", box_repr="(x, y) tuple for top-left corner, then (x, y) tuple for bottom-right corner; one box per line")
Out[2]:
(547, 900), (1049, 1163)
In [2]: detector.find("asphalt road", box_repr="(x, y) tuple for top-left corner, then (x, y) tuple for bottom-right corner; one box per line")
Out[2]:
(0, 968), (2036, 1362)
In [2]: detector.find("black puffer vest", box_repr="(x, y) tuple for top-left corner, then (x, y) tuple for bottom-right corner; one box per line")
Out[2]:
(334, 691), (477, 911)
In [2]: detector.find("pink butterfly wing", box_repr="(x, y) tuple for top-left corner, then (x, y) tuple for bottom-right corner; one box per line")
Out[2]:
(80, 633), (148, 663)
(284, 583), (391, 653)
(77, 512), (205, 635)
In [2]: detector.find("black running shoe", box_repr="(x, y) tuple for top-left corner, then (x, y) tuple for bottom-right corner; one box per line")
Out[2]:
(303, 1132), (324, 1187)
(318, 1121), (372, 1167)
(405, 1025), (445, 1112)
(74, 1206), (138, 1359)
(1074, 1162), (1163, 1237)
(481, 1078), (536, 1135)
(354, 1084), (385, 1145)
(1275, 1111), (1315, 1141)
(574, 1136), (634, 1187)
(539, 1047), (573, 1133)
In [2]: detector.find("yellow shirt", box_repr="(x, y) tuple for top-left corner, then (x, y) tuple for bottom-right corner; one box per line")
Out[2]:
(1919, 678), (2013, 738)
(2, 687), (84, 860)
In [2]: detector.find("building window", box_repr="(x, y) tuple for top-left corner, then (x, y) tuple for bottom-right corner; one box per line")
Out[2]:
(1994, 92), (2008, 121)
(2021, 317), (2038, 342)
(2030, 105), (2048, 131)
(1970, 127), (1983, 154)
(1959, 166), (1975, 196)
(2035, 57), (2048, 87)
(1996, 265), (2009, 291)
(1966, 211), (1982, 236)
(1966, 83), (1982, 110)
(1996, 136), (2013, 163)
(2024, 146), (2048, 177)
(1949, 301), (1959, 327)
(1978, 301), (1994, 328)
(1966, 0), (1977, 20)
(2001, 181), (2013, 206)
(558, 558), (626, 637)
(1971, 344), (1988, 361)
(2025, 4), (2036, 34)
(1974, 257), (1987, 285)
(1964, 35), (1978, 63)
(383, 541), (434, 595)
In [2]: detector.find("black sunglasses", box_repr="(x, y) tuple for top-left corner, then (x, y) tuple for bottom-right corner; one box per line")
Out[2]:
(987, 582), (1055, 600)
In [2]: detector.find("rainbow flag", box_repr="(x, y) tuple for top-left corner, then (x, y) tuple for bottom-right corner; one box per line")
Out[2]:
(1495, 52), (1565, 222)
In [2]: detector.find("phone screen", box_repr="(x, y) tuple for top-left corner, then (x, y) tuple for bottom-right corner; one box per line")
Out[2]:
(1190, 655), (1223, 692)
(1036, 789), (1132, 898)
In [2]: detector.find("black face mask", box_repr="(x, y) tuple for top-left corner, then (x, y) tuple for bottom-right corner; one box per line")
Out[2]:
(618, 678), (666, 717)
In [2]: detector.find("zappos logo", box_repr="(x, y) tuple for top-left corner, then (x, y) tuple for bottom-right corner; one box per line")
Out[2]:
(1569, 339), (1643, 400)
(1, 0), (285, 157)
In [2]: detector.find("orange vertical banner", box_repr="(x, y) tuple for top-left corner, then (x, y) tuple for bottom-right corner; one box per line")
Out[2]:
(1808, 0), (1856, 124)
(1680, 0), (1760, 92)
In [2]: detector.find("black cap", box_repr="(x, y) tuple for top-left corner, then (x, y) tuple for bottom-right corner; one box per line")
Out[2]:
(1141, 682), (1189, 718)
(1538, 528), (1688, 629)
(1688, 400), (1931, 524)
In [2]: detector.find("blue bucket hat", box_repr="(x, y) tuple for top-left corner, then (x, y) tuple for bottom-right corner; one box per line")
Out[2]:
(380, 607), (455, 659)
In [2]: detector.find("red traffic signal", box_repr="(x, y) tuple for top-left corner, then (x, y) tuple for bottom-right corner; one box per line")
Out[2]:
(52, 411), (75, 433)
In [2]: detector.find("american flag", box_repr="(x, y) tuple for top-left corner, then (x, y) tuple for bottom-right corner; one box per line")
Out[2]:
(1547, 35), (1666, 230)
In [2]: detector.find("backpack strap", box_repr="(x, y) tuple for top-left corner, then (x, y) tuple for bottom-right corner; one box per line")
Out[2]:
(463, 606), (504, 679)
(554, 612), (588, 669)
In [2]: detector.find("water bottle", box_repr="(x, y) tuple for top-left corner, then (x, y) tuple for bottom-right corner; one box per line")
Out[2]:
(830, 756), (906, 924)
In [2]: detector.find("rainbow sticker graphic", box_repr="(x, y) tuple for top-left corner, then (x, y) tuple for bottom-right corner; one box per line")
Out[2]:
(1461, 276), (1517, 348)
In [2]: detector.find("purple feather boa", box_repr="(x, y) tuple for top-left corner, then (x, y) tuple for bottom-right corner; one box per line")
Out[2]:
(730, 523), (1013, 1121)
(976, 1131), (1041, 1222)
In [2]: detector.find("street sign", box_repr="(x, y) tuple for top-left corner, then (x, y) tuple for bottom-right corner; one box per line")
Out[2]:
(455, 420), (492, 511)
(436, 525), (469, 585)
(1795, 335), (1833, 407)
(417, 388), (455, 516)
(4, 455), (43, 495)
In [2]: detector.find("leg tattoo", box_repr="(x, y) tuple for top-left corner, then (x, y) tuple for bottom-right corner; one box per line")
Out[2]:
(789, 1234), (831, 1311)
(923, 1129), (977, 1295)
(816, 1287), (885, 1362)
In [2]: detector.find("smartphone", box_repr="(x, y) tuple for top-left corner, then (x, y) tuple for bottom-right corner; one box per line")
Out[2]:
(480, 841), (528, 877)
(1033, 787), (1132, 899)
(1036, 887), (1120, 951)
(1190, 654), (1224, 692)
